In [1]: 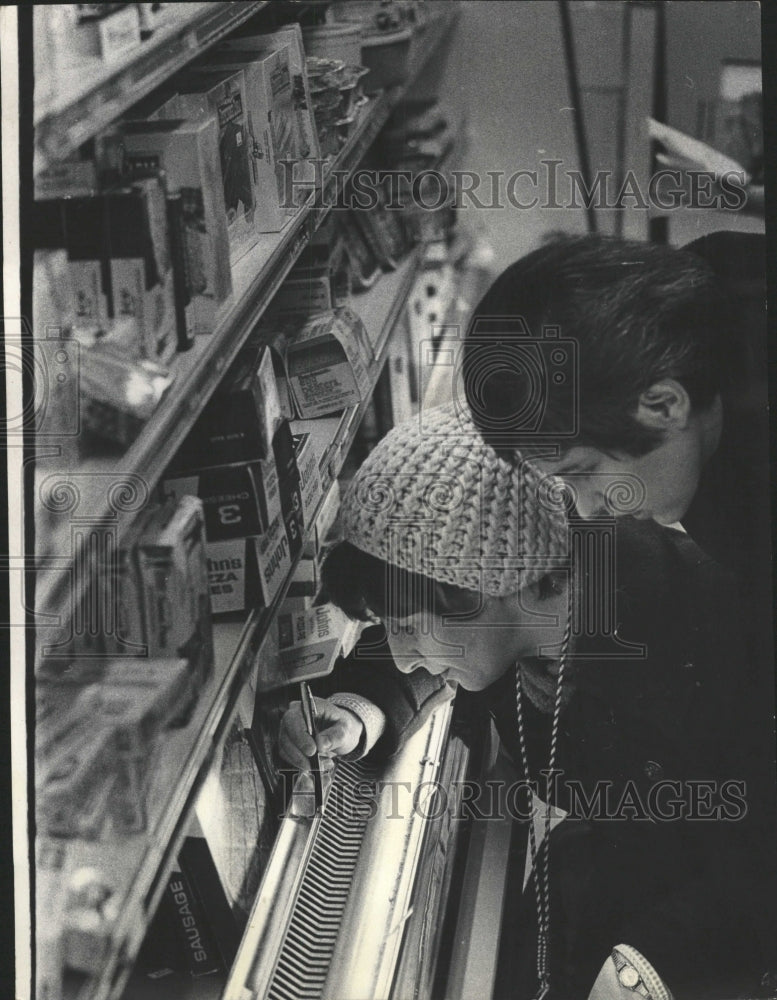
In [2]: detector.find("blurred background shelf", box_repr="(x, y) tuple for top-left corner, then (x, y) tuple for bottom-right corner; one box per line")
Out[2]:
(34, 3), (269, 176)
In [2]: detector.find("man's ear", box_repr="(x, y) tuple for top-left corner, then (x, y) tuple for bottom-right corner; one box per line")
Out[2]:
(635, 379), (691, 431)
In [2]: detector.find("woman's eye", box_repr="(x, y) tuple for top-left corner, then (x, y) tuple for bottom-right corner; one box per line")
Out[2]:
(538, 573), (565, 600)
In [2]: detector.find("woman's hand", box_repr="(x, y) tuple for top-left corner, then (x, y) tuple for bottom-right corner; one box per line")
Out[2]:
(279, 696), (365, 772)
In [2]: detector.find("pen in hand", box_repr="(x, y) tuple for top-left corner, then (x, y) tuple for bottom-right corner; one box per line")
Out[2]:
(299, 682), (323, 812)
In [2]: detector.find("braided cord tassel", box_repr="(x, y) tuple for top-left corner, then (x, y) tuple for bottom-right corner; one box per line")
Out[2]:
(515, 572), (573, 999)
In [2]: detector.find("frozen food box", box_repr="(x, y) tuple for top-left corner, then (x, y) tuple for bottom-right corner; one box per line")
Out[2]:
(61, 194), (111, 333)
(193, 46), (300, 231)
(269, 271), (333, 320)
(290, 422), (325, 529)
(173, 343), (283, 469)
(136, 496), (214, 689)
(163, 458), (282, 542)
(104, 175), (177, 365)
(220, 24), (321, 194)
(286, 556), (318, 600)
(205, 512), (290, 615)
(284, 308), (373, 417)
(276, 603), (352, 682)
(118, 117), (232, 333)
(172, 68), (258, 259)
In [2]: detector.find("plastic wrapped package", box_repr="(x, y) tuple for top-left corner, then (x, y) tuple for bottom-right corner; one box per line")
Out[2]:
(79, 344), (174, 447)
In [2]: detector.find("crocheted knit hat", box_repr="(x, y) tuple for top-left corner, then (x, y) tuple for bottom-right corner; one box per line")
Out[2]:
(341, 404), (569, 595)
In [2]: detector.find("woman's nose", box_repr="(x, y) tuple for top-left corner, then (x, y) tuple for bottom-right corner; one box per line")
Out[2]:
(568, 481), (601, 519)
(386, 630), (422, 673)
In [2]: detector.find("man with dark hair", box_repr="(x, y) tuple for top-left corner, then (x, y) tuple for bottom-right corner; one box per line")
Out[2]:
(462, 232), (765, 522)
(461, 230), (777, 991)
(461, 231), (770, 653)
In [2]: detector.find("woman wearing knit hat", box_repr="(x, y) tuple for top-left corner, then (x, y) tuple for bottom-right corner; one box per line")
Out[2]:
(279, 405), (772, 1000)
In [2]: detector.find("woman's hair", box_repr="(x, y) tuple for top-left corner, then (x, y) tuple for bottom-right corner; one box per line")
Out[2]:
(320, 540), (482, 621)
(321, 540), (569, 624)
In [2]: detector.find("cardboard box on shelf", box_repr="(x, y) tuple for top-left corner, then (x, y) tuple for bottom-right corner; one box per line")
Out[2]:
(291, 416), (342, 476)
(136, 496), (213, 690)
(62, 195), (111, 334)
(308, 475), (342, 559)
(220, 24), (321, 193)
(292, 228), (352, 308)
(276, 603), (352, 683)
(165, 188), (196, 350)
(193, 46), (300, 232)
(205, 510), (291, 616)
(105, 176), (177, 365)
(35, 159), (99, 202)
(272, 422), (304, 557)
(162, 867), (223, 977)
(291, 424), (325, 529)
(256, 512), (296, 608)
(166, 421), (303, 617)
(69, 2), (142, 61)
(118, 117), (232, 334)
(337, 303), (375, 362)
(163, 458), (282, 543)
(172, 68), (257, 260)
(206, 537), (260, 616)
(269, 272), (333, 321)
(174, 343), (283, 469)
(267, 333), (296, 419)
(285, 310), (373, 418)
(352, 189), (411, 269)
(166, 420), (299, 537)
(287, 556), (318, 600)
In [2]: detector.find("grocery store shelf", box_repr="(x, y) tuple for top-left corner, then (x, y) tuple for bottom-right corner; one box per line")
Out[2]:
(33, 95), (383, 638)
(33, 3), (460, 650)
(34, 3), (268, 176)
(50, 249), (422, 1000)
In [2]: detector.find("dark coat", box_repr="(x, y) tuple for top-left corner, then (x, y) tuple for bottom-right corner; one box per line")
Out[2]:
(329, 518), (777, 999)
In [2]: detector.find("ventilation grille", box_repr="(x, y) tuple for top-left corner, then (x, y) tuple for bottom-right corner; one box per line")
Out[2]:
(267, 759), (379, 1000)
